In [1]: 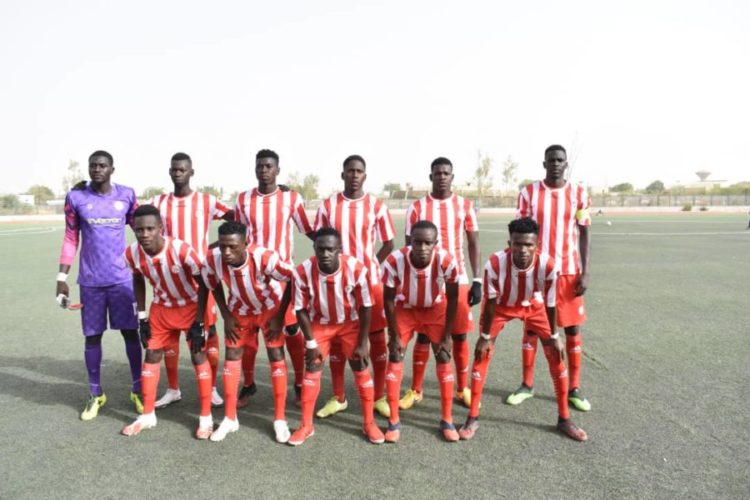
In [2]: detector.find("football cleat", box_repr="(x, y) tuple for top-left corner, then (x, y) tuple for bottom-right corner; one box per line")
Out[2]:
(288, 425), (315, 446)
(458, 418), (479, 441)
(363, 422), (385, 444)
(80, 393), (107, 421)
(384, 421), (401, 443)
(195, 415), (214, 440)
(121, 413), (157, 436)
(568, 388), (592, 412)
(155, 388), (182, 409)
(274, 420), (291, 444)
(209, 417), (239, 442)
(316, 396), (348, 419)
(505, 385), (534, 406)
(236, 383), (257, 409)
(130, 391), (144, 414)
(440, 420), (460, 442)
(455, 387), (472, 408)
(398, 389), (423, 410)
(374, 396), (391, 418)
(557, 418), (588, 441)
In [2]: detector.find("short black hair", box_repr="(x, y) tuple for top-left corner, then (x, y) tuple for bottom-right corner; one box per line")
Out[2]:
(218, 221), (247, 238)
(256, 149), (279, 162)
(171, 152), (191, 163)
(314, 227), (341, 242)
(343, 155), (366, 169)
(134, 204), (161, 220)
(430, 157), (453, 171)
(508, 217), (539, 236)
(89, 150), (113, 166)
(411, 220), (438, 238)
(544, 144), (567, 157)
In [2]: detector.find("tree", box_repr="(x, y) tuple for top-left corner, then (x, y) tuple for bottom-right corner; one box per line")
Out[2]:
(286, 172), (320, 200)
(198, 185), (223, 198)
(500, 155), (519, 193)
(27, 185), (55, 205)
(610, 182), (634, 193)
(141, 186), (165, 199)
(645, 180), (665, 194)
(518, 178), (536, 189)
(474, 152), (494, 199)
(383, 182), (401, 193)
(62, 160), (84, 193)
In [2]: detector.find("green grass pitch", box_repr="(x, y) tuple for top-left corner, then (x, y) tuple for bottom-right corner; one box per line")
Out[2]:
(1, 213), (748, 499)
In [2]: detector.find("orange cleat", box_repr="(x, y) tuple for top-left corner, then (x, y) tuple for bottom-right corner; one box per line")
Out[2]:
(363, 422), (385, 444)
(384, 422), (401, 443)
(557, 419), (588, 442)
(458, 418), (479, 441)
(440, 420), (459, 442)
(288, 425), (315, 446)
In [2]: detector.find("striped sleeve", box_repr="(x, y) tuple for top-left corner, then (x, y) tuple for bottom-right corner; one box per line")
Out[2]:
(201, 253), (220, 290)
(483, 254), (500, 300)
(381, 253), (398, 288)
(516, 187), (531, 219)
(374, 200), (395, 242)
(292, 193), (314, 234)
(442, 252), (459, 284)
(212, 195), (231, 220)
(292, 264), (309, 312)
(404, 201), (418, 237)
(464, 198), (478, 232)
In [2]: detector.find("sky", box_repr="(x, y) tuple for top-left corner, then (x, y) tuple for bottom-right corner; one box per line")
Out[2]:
(1, 0), (748, 197)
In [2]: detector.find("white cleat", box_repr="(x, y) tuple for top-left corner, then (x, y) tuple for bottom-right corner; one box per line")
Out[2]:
(209, 417), (239, 442)
(155, 388), (182, 409)
(195, 415), (214, 440)
(121, 413), (157, 436)
(274, 419), (291, 444)
(211, 387), (224, 407)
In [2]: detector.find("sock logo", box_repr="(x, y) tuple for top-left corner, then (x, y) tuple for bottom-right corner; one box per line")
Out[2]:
(414, 361), (425, 366)
(569, 346), (581, 353)
(208, 347), (219, 354)
(271, 368), (285, 377)
(142, 369), (154, 377)
(165, 349), (177, 356)
(359, 379), (374, 388)
(559, 369), (568, 379)
(303, 379), (317, 386)
(198, 371), (211, 380)
(441, 374), (455, 383)
(521, 343), (534, 350)
(471, 370), (482, 381)
(385, 373), (398, 381)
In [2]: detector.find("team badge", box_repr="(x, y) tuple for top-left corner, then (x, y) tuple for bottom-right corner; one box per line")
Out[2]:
(86, 203), (93, 210)
(172, 265), (182, 273)
(114, 201), (124, 211)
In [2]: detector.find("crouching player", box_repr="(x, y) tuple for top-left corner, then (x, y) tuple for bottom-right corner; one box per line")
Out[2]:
(201, 221), (293, 443)
(120, 205), (213, 438)
(382, 221), (460, 442)
(288, 228), (385, 446)
(458, 218), (587, 442)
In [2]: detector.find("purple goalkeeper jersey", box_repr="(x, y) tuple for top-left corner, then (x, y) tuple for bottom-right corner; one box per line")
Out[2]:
(61, 183), (137, 287)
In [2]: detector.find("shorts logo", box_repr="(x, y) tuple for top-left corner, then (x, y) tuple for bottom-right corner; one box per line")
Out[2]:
(271, 368), (285, 377)
(114, 201), (124, 211)
(471, 370), (482, 381)
(376, 353), (388, 362)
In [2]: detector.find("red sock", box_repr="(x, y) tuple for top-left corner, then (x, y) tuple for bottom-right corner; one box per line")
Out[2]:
(141, 362), (160, 414)
(469, 346), (494, 418)
(242, 335), (258, 387)
(385, 361), (403, 424)
(163, 342), (179, 390)
(411, 342), (430, 392)
(566, 333), (582, 390)
(193, 361), (212, 417)
(522, 332), (538, 388)
(453, 336), (469, 391)
(300, 370), (322, 427)
(223, 359), (242, 420)
(543, 344), (570, 419)
(436, 362), (455, 423)
(353, 369), (375, 426)
(285, 331), (305, 387)
(330, 342), (346, 402)
(369, 330), (387, 400)
(206, 333), (220, 387)
(269, 359), (288, 421)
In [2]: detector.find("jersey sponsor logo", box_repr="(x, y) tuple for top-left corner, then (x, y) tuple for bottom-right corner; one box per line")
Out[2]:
(87, 217), (122, 225)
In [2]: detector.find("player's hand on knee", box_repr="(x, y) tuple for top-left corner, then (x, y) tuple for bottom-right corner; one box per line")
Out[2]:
(353, 341), (370, 367)
(188, 321), (206, 354)
(468, 281), (482, 306)
(304, 345), (321, 367)
(475, 337), (491, 360)
(387, 335), (403, 358)
(224, 316), (239, 344)
(265, 315), (284, 341)
(139, 319), (151, 349)
(437, 336), (453, 359)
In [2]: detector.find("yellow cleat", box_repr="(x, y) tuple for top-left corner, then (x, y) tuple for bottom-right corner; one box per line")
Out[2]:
(80, 394), (107, 421)
(374, 396), (390, 418)
(130, 392), (144, 414)
(398, 389), (424, 410)
(315, 396), (348, 419)
(456, 387), (472, 408)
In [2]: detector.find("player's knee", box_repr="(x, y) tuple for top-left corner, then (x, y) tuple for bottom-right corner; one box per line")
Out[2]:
(120, 329), (139, 343)
(85, 334), (103, 347)
(565, 326), (580, 336)
(225, 347), (243, 361)
(416, 333), (430, 344)
(306, 359), (324, 373)
(452, 333), (467, 342)
(389, 352), (403, 363)
(267, 347), (284, 362)
(435, 350), (451, 364)
(284, 324), (299, 336)
(207, 325), (217, 336)
(191, 351), (207, 365)
(145, 349), (163, 363)
(348, 359), (365, 372)
(526, 331), (538, 338)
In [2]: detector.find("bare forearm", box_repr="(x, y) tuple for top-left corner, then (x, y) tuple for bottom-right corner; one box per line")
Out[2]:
(467, 232), (480, 278)
(579, 225), (591, 275)
(133, 274), (147, 312)
(376, 240), (394, 264)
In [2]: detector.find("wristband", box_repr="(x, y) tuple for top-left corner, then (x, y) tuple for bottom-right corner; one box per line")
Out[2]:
(550, 332), (560, 340)
(480, 332), (491, 340)
(138, 311), (148, 320)
(472, 278), (482, 284)
(57, 272), (68, 282)
(305, 339), (318, 349)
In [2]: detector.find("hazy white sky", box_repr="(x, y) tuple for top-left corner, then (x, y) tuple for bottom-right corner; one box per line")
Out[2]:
(1, 0), (748, 196)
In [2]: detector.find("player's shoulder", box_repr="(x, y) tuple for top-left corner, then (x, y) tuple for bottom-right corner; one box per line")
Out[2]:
(113, 183), (136, 198)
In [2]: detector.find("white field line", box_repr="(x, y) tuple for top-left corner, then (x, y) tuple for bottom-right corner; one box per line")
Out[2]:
(479, 228), (749, 236)
(0, 227), (59, 236)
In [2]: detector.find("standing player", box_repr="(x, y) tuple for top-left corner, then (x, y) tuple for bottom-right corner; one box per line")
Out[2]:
(234, 149), (314, 407)
(401, 157), (481, 410)
(314, 155), (395, 418)
(120, 205), (213, 438)
(507, 145), (592, 411)
(287, 228), (385, 446)
(201, 221), (293, 443)
(458, 218), (587, 441)
(150, 152), (232, 410)
(382, 221), (460, 442)
(56, 150), (142, 420)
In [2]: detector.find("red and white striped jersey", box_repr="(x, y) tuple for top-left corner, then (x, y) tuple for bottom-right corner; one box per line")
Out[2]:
(382, 247), (459, 308)
(150, 192), (230, 259)
(483, 249), (557, 308)
(315, 193), (395, 286)
(405, 193), (478, 284)
(516, 181), (591, 276)
(234, 188), (313, 264)
(124, 237), (203, 308)
(293, 255), (372, 325)
(202, 244), (293, 316)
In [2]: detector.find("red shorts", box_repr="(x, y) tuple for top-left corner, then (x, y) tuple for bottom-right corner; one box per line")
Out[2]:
(312, 320), (360, 360)
(480, 302), (552, 340)
(369, 282), (387, 332)
(225, 308), (285, 349)
(452, 283), (475, 334)
(147, 302), (201, 351)
(556, 274), (587, 327)
(395, 304), (447, 345)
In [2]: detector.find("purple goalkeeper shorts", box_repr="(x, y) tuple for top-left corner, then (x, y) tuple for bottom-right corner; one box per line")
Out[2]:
(79, 282), (138, 336)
